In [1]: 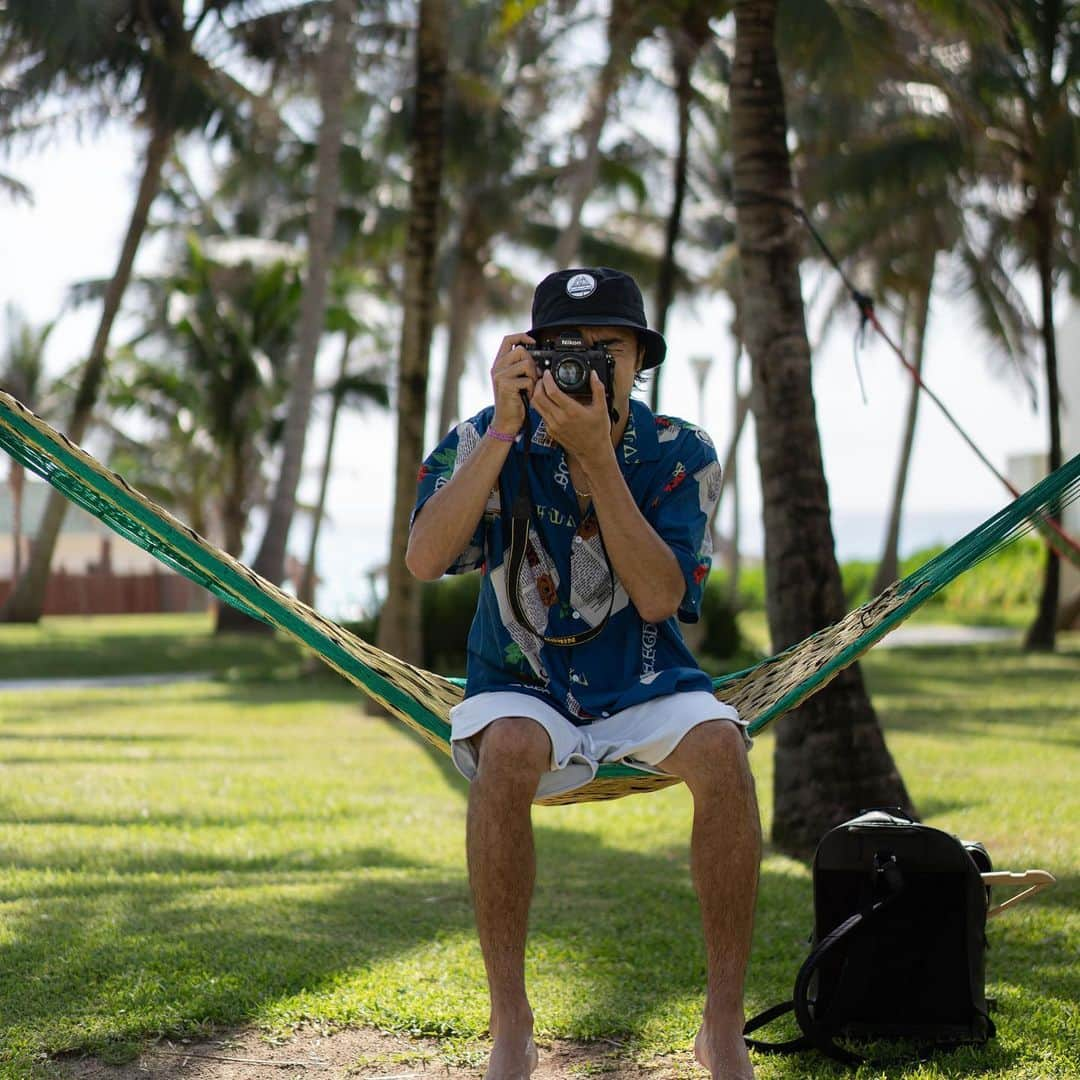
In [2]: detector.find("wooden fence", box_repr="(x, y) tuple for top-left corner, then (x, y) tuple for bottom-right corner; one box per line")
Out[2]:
(0, 569), (209, 616)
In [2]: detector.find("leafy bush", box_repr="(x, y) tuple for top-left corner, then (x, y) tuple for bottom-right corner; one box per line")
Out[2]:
(705, 564), (766, 611)
(718, 536), (1043, 625)
(420, 573), (481, 674)
(910, 537), (1043, 623)
(340, 575), (480, 676)
(840, 559), (877, 607)
(699, 576), (742, 658)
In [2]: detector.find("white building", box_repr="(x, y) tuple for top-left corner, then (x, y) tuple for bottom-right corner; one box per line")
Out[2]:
(0, 478), (161, 578)
(0, 477), (205, 615)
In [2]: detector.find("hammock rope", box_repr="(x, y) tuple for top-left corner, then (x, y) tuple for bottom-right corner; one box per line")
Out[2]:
(1, 387), (1077, 806)
(734, 187), (1080, 568)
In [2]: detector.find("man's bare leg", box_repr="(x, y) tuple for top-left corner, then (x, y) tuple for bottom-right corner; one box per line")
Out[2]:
(659, 720), (761, 1080)
(467, 717), (551, 1080)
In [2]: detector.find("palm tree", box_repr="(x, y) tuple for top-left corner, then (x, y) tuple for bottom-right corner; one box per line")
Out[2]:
(299, 320), (390, 607)
(108, 236), (302, 629)
(649, 2), (726, 411)
(731, 0), (913, 854)
(787, 25), (1043, 597)
(249, 0), (356, 596)
(377, 0), (449, 665)
(554, 0), (659, 266)
(0, 305), (58, 583)
(433, 0), (567, 436)
(794, 111), (968, 594)
(922, 0), (1078, 650)
(0, 0), (281, 623)
(0, 86), (33, 204)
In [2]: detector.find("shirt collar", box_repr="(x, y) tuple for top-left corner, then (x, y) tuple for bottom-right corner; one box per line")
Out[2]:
(619, 397), (661, 464)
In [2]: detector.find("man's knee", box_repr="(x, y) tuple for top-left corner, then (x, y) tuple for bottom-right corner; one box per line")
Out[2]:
(474, 716), (552, 780)
(663, 719), (750, 788)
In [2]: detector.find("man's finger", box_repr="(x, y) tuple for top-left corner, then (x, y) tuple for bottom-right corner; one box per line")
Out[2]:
(589, 371), (604, 408)
(497, 333), (535, 358)
(541, 370), (573, 406)
(531, 379), (557, 421)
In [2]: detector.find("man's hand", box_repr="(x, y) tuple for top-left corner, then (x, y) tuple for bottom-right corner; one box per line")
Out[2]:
(490, 333), (537, 436)
(531, 371), (612, 464)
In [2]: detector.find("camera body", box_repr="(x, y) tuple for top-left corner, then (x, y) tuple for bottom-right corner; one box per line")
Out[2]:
(526, 330), (614, 402)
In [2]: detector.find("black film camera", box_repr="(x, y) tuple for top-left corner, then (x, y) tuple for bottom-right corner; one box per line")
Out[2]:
(526, 330), (614, 402)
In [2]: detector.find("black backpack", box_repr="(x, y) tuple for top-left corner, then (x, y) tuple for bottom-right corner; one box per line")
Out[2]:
(744, 808), (995, 1066)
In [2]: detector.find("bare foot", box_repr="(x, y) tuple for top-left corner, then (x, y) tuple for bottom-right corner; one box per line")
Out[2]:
(484, 1023), (538, 1080)
(694, 1023), (754, 1080)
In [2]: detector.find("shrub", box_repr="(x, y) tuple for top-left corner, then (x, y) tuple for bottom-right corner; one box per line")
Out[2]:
(840, 559), (876, 607)
(420, 573), (481, 674)
(340, 577), (479, 676)
(699, 577), (742, 658)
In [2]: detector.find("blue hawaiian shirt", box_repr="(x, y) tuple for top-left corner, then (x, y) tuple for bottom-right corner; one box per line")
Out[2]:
(412, 398), (723, 723)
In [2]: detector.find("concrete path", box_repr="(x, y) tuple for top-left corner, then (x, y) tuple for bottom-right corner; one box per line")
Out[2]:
(877, 624), (1019, 647)
(0, 671), (213, 694)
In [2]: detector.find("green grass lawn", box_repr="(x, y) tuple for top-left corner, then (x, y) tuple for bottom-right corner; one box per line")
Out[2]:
(0, 617), (1077, 1078)
(0, 613), (305, 681)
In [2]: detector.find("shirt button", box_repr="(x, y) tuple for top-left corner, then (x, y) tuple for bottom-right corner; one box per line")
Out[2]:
(571, 610), (581, 619)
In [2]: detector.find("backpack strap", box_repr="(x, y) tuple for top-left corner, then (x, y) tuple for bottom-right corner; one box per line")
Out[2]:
(788, 907), (877, 1065)
(743, 1000), (814, 1054)
(742, 909), (872, 1063)
(744, 854), (904, 1066)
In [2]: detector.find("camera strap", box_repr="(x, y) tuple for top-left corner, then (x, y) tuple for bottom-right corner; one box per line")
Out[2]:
(506, 399), (615, 648)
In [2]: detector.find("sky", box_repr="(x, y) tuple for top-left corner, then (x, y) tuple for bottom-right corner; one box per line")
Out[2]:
(0, 124), (1065, 618)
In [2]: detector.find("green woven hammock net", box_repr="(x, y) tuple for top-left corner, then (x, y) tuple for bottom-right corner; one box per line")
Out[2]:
(1, 387), (1078, 806)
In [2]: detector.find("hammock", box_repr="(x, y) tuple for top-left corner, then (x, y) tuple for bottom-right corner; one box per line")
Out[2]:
(1, 387), (1077, 806)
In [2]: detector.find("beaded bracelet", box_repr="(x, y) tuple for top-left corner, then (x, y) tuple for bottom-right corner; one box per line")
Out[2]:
(485, 427), (516, 444)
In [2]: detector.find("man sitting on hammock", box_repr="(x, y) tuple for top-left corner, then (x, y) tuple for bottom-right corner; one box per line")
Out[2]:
(407, 267), (760, 1080)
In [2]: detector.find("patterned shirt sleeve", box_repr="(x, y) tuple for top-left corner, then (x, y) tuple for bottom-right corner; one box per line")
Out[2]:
(410, 411), (496, 575)
(646, 426), (723, 622)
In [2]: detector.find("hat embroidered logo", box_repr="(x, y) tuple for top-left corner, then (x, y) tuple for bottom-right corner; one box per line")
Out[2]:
(566, 273), (597, 299)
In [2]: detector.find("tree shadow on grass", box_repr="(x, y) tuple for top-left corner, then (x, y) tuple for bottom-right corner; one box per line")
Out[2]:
(865, 644), (1079, 698)
(0, 668), (1068, 1079)
(2, 818), (1058, 1079)
(877, 704), (1078, 748)
(0, 822), (792, 1069)
(914, 795), (987, 819)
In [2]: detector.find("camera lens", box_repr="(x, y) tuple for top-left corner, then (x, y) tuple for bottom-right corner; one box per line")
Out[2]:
(554, 356), (588, 394)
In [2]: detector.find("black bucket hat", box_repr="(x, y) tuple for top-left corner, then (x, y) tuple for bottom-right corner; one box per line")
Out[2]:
(528, 267), (667, 370)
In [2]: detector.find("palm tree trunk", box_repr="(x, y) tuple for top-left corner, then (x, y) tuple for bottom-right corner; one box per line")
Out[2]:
(1, 120), (173, 623)
(436, 208), (486, 437)
(249, 0), (353, 604)
(707, 373), (750, 591)
(215, 438), (250, 634)
(1024, 198), (1062, 651)
(872, 256), (935, 596)
(299, 335), (352, 608)
(649, 31), (694, 412)
(377, 0), (448, 665)
(731, 0), (912, 855)
(10, 462), (23, 582)
(727, 344), (746, 603)
(554, 0), (645, 267)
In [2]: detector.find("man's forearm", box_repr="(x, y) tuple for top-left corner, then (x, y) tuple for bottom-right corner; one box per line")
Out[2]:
(577, 449), (685, 623)
(405, 434), (511, 580)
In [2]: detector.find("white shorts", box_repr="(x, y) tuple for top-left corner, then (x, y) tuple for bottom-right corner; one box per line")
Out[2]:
(449, 690), (750, 801)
